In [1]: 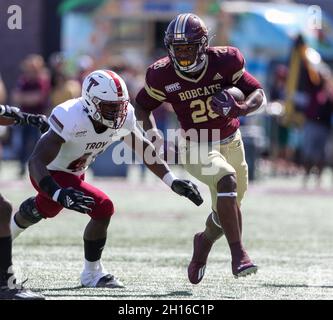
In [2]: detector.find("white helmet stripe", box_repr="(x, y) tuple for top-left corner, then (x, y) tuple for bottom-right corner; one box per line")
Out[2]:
(174, 13), (192, 40)
(174, 14), (184, 39)
(182, 13), (191, 34)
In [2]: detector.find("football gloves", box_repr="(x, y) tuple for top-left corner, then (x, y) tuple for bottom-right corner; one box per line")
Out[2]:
(53, 187), (95, 214)
(23, 113), (50, 134)
(171, 180), (203, 206)
(211, 90), (246, 118)
(0, 104), (50, 133)
(0, 104), (25, 123)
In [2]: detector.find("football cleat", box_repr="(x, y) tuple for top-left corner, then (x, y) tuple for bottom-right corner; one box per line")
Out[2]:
(187, 232), (213, 284)
(96, 274), (125, 288)
(81, 269), (124, 288)
(232, 261), (258, 279)
(0, 286), (45, 300)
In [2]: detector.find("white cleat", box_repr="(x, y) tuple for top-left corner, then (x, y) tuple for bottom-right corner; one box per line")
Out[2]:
(81, 270), (124, 288)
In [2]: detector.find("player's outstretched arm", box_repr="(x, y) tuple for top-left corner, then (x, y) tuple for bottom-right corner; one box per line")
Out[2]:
(134, 102), (165, 149)
(0, 104), (49, 133)
(0, 104), (25, 125)
(124, 127), (203, 206)
(29, 130), (95, 213)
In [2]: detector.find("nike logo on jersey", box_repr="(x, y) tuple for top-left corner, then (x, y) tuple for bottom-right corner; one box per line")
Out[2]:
(213, 73), (223, 81)
(85, 141), (108, 150)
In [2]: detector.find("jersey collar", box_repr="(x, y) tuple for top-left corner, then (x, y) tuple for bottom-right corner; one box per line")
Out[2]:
(174, 57), (208, 83)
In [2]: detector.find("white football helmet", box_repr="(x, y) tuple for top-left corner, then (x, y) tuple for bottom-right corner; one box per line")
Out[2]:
(81, 70), (129, 129)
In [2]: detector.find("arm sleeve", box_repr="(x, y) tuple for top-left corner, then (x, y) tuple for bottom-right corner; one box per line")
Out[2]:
(236, 71), (262, 96)
(135, 68), (166, 111)
(227, 47), (246, 85)
(48, 106), (72, 142)
(227, 47), (262, 96)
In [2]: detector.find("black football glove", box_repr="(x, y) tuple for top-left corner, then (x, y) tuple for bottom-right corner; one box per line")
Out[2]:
(0, 104), (25, 124)
(53, 187), (95, 214)
(24, 113), (50, 133)
(171, 180), (203, 206)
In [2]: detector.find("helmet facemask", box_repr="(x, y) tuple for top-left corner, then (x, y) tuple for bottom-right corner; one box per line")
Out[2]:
(91, 97), (128, 130)
(167, 37), (208, 73)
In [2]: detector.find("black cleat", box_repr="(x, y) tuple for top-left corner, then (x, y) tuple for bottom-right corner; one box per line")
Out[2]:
(95, 274), (125, 288)
(0, 286), (45, 300)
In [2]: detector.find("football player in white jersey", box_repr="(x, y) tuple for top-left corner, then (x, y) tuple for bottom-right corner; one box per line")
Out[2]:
(8, 70), (203, 290)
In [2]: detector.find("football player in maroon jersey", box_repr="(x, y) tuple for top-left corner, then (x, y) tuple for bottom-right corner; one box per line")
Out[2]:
(135, 13), (267, 284)
(0, 105), (47, 299)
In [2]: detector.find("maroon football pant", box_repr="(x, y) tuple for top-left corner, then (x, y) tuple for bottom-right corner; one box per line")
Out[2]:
(30, 171), (114, 220)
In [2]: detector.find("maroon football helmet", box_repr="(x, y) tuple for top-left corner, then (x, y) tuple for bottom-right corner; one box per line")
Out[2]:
(164, 13), (209, 73)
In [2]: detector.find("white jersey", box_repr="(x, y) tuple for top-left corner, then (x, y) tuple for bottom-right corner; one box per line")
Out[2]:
(47, 98), (136, 175)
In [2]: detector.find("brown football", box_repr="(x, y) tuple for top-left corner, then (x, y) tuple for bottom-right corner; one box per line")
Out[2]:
(0, 117), (16, 126)
(215, 86), (245, 103)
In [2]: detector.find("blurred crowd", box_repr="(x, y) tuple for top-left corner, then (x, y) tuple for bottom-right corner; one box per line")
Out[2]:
(0, 52), (174, 178)
(264, 34), (333, 187)
(0, 33), (333, 187)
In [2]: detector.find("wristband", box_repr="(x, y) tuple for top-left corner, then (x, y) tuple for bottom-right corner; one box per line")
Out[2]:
(162, 172), (178, 188)
(52, 189), (61, 202)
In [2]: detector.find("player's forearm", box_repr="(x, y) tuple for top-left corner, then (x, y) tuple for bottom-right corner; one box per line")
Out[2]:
(134, 103), (158, 132)
(29, 157), (52, 185)
(127, 130), (172, 181)
(28, 132), (63, 195)
(240, 89), (267, 116)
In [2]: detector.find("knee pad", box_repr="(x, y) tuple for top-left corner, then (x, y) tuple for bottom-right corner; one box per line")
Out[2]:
(90, 198), (114, 220)
(19, 197), (44, 224)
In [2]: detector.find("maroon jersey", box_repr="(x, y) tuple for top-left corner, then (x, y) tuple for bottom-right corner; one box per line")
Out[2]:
(136, 46), (262, 141)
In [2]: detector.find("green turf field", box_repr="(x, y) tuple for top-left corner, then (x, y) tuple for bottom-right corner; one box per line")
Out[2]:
(2, 163), (333, 300)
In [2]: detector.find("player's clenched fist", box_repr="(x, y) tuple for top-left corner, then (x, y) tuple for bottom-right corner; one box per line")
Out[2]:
(52, 187), (95, 214)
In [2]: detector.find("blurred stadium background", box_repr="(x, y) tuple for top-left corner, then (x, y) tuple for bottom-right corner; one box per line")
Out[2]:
(1, 0), (333, 300)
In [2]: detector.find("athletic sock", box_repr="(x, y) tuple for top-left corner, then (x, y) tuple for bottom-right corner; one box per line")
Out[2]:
(84, 238), (107, 263)
(10, 215), (26, 240)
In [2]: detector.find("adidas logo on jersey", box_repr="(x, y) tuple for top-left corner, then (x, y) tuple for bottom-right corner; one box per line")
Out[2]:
(213, 73), (223, 81)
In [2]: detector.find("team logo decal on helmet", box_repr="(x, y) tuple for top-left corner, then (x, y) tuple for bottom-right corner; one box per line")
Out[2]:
(81, 70), (129, 129)
(164, 13), (209, 73)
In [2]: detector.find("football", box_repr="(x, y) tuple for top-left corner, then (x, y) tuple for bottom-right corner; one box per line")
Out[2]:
(0, 117), (16, 126)
(215, 86), (245, 103)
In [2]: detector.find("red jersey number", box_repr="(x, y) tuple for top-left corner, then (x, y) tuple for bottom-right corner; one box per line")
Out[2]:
(67, 153), (92, 172)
